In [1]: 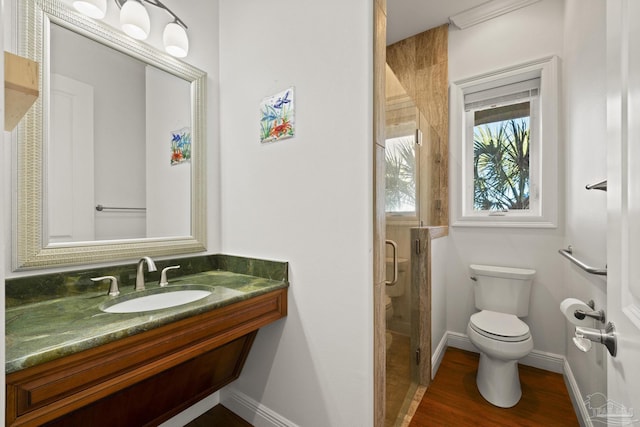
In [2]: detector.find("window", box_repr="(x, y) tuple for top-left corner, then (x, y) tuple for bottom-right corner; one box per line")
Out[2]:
(451, 56), (558, 228)
(467, 77), (539, 213)
(385, 133), (417, 216)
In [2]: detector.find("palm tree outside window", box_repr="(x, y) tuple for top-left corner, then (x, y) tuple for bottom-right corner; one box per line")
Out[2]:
(385, 135), (417, 215)
(473, 101), (530, 211)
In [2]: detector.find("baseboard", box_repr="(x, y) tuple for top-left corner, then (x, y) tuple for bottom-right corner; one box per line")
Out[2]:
(563, 358), (593, 427)
(521, 349), (564, 374)
(446, 332), (565, 373)
(431, 332), (448, 379)
(446, 331), (476, 353)
(158, 392), (220, 427)
(222, 388), (299, 427)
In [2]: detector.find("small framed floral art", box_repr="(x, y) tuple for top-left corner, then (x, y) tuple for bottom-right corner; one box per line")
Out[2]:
(170, 127), (191, 165)
(260, 87), (295, 143)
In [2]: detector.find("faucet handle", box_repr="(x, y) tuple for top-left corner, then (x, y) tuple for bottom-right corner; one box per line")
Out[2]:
(159, 265), (180, 287)
(91, 276), (120, 297)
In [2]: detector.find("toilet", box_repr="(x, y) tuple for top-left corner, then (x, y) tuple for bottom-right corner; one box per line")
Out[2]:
(385, 295), (393, 350)
(385, 295), (394, 321)
(385, 257), (409, 299)
(466, 264), (536, 408)
(385, 257), (409, 350)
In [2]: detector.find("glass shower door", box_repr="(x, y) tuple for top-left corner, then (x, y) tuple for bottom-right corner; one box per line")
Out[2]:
(384, 64), (423, 427)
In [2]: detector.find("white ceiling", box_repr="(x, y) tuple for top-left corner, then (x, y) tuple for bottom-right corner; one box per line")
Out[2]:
(386, 0), (488, 45)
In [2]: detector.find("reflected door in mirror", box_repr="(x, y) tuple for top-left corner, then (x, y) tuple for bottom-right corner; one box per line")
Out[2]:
(49, 73), (95, 243)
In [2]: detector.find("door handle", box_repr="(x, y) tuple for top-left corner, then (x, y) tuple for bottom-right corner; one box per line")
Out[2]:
(385, 240), (398, 286)
(575, 322), (617, 357)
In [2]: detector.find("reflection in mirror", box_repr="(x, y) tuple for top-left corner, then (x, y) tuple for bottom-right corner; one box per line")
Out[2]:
(15, 0), (207, 270)
(48, 23), (191, 244)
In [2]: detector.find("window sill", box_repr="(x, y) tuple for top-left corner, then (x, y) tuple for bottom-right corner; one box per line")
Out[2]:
(452, 218), (557, 229)
(386, 218), (422, 226)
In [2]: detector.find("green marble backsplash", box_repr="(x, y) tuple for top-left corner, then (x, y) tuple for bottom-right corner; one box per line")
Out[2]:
(6, 254), (288, 308)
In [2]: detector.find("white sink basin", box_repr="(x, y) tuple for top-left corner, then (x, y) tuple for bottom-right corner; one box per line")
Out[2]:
(100, 284), (245, 314)
(102, 288), (212, 313)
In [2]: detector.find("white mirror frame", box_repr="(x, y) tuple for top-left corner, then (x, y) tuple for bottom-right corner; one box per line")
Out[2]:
(14, 0), (207, 270)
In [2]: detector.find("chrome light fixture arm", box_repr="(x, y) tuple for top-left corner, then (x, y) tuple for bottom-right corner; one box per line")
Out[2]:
(74, 0), (190, 56)
(114, 0), (187, 29)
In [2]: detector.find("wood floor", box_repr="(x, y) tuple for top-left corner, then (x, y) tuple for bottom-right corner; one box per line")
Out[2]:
(386, 332), (414, 427)
(409, 348), (579, 427)
(185, 404), (251, 427)
(186, 347), (578, 427)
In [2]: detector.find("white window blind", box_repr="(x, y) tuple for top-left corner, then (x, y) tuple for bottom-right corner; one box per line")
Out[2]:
(464, 77), (540, 111)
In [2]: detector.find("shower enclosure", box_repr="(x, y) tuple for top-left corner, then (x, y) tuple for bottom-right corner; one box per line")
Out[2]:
(384, 64), (439, 426)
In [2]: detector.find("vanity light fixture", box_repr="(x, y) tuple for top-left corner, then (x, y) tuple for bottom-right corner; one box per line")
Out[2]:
(72, 0), (107, 19)
(119, 0), (150, 40)
(162, 21), (189, 58)
(72, 0), (189, 57)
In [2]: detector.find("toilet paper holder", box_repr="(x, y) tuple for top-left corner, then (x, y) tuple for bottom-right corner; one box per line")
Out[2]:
(574, 300), (606, 323)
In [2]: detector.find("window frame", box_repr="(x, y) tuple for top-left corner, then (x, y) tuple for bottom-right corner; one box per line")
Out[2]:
(450, 56), (559, 228)
(384, 131), (420, 222)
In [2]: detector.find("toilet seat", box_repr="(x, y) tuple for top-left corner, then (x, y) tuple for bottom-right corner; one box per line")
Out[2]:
(470, 310), (530, 342)
(385, 295), (392, 310)
(385, 257), (409, 272)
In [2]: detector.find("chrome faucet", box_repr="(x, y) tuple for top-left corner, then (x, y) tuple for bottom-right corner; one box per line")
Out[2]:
(135, 256), (157, 291)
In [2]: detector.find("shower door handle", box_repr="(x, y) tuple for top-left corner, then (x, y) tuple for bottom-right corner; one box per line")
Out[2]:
(385, 240), (398, 286)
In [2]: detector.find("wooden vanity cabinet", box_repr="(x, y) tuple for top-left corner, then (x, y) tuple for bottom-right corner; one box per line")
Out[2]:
(6, 288), (287, 427)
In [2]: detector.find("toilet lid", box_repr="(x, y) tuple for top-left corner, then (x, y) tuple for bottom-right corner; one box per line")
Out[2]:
(385, 295), (392, 309)
(470, 310), (530, 342)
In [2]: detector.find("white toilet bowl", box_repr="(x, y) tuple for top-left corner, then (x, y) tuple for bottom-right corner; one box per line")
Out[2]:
(385, 295), (393, 350)
(467, 310), (533, 408)
(385, 295), (393, 321)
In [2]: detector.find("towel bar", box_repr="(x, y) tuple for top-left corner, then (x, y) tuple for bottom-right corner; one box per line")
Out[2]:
(95, 204), (146, 212)
(585, 180), (607, 191)
(558, 246), (607, 276)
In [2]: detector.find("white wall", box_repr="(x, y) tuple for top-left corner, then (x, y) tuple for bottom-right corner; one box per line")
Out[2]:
(148, 0), (221, 252)
(562, 0), (608, 399)
(447, 0), (567, 356)
(218, 0), (373, 425)
(145, 66), (191, 238)
(447, 0), (610, 407)
(431, 236), (447, 372)
(3, 0), (221, 277)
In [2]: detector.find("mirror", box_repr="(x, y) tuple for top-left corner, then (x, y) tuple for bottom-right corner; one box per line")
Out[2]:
(48, 23), (192, 243)
(14, 0), (207, 270)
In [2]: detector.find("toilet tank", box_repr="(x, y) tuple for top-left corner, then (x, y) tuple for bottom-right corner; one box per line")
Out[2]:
(470, 264), (536, 317)
(385, 257), (409, 297)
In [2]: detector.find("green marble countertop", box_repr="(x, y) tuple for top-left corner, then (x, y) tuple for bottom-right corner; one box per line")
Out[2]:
(6, 270), (288, 374)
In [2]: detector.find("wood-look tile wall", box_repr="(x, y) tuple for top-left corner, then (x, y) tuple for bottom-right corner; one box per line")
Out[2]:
(373, 1), (387, 426)
(386, 25), (449, 226)
(410, 226), (448, 387)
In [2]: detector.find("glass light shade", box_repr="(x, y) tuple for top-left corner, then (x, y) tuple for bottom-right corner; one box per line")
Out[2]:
(163, 22), (189, 58)
(120, 0), (150, 40)
(73, 0), (107, 19)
